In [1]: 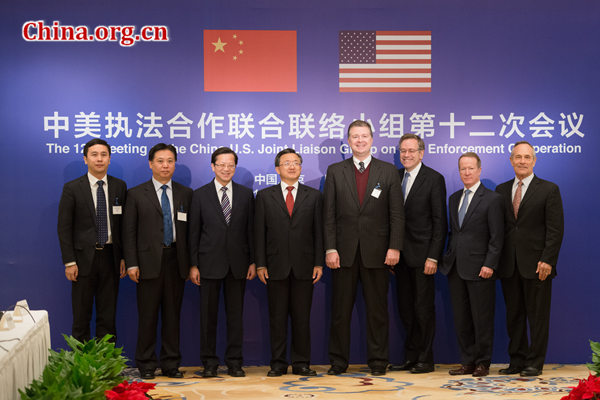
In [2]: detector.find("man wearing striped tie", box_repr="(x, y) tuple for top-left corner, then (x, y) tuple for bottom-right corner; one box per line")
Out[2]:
(495, 141), (564, 377)
(188, 147), (256, 378)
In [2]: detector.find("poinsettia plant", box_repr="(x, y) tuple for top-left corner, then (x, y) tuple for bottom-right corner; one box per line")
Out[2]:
(105, 380), (156, 400)
(560, 374), (600, 400)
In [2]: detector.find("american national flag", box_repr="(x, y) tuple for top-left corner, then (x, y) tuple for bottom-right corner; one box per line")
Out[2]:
(339, 30), (431, 92)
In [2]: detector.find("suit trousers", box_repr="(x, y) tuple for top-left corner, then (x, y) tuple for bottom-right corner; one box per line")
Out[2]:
(71, 245), (118, 343)
(501, 268), (552, 370)
(135, 247), (184, 371)
(200, 271), (246, 369)
(394, 262), (435, 364)
(329, 248), (389, 370)
(447, 267), (495, 367)
(267, 272), (314, 370)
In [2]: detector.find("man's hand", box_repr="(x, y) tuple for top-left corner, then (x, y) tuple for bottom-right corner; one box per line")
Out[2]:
(536, 261), (552, 281)
(257, 268), (269, 285)
(189, 266), (201, 286)
(384, 249), (400, 267)
(247, 263), (257, 280)
(312, 266), (323, 284)
(424, 259), (437, 275)
(119, 259), (127, 279)
(479, 266), (494, 279)
(128, 268), (140, 283)
(326, 251), (340, 269)
(65, 265), (78, 282)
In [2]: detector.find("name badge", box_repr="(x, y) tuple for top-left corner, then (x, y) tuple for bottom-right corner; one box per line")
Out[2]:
(371, 188), (382, 198)
(177, 211), (187, 222)
(112, 205), (122, 215)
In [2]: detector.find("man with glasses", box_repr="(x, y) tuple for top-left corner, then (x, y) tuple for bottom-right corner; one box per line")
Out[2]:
(390, 134), (447, 374)
(188, 147), (256, 378)
(254, 148), (324, 377)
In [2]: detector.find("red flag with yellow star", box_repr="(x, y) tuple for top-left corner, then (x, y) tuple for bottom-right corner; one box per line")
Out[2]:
(203, 30), (297, 92)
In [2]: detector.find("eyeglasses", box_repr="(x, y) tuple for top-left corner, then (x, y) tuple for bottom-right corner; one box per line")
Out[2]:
(214, 163), (236, 169)
(280, 161), (301, 167)
(399, 149), (421, 154)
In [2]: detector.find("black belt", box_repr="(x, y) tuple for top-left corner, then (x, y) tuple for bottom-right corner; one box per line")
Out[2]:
(95, 243), (113, 251)
(163, 242), (176, 249)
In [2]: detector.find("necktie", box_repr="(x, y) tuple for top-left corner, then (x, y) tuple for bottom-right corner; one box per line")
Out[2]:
(458, 189), (471, 227)
(513, 180), (523, 219)
(96, 180), (108, 247)
(402, 171), (410, 199)
(221, 186), (231, 225)
(161, 185), (173, 246)
(286, 186), (294, 217)
(358, 161), (365, 173)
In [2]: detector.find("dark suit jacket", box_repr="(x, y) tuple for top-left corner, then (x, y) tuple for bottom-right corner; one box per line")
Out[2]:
(323, 157), (404, 268)
(58, 174), (127, 276)
(399, 164), (447, 268)
(122, 180), (192, 280)
(441, 183), (504, 280)
(495, 176), (564, 279)
(254, 183), (324, 280)
(189, 180), (254, 280)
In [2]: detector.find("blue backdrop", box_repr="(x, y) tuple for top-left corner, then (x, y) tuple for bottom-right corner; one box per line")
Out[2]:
(1, 0), (598, 367)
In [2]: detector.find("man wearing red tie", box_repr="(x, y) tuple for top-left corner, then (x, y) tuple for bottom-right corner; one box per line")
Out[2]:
(495, 141), (564, 377)
(254, 148), (324, 377)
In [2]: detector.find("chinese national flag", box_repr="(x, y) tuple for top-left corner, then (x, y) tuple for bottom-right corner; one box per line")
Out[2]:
(204, 30), (297, 92)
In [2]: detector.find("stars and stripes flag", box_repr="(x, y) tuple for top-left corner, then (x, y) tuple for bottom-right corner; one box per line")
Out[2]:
(339, 30), (431, 92)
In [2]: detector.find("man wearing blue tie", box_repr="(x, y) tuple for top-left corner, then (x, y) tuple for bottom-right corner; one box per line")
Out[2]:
(441, 152), (503, 378)
(123, 143), (192, 380)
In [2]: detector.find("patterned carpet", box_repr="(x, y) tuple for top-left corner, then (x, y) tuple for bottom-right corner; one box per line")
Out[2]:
(123, 364), (588, 399)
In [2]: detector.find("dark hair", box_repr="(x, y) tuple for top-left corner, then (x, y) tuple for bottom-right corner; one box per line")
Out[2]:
(83, 139), (111, 157)
(274, 148), (303, 167)
(398, 134), (425, 151)
(459, 152), (481, 168)
(148, 143), (177, 161)
(211, 147), (238, 165)
(347, 119), (373, 138)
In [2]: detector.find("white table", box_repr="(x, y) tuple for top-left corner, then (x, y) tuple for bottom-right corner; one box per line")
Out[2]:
(0, 310), (51, 400)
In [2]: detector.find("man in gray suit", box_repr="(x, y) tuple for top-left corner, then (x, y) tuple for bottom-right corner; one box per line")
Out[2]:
(323, 120), (404, 376)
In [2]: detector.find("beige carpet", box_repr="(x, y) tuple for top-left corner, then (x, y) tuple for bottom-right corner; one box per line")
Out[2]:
(125, 364), (589, 399)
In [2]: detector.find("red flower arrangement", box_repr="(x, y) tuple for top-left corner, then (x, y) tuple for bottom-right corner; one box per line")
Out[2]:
(561, 374), (600, 400)
(105, 380), (156, 400)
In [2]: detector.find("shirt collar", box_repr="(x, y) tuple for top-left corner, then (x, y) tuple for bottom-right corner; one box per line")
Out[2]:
(152, 177), (172, 192)
(353, 155), (372, 170)
(280, 181), (299, 193)
(463, 180), (481, 194)
(514, 173), (534, 188)
(87, 172), (107, 186)
(214, 178), (233, 192)
(405, 162), (422, 177)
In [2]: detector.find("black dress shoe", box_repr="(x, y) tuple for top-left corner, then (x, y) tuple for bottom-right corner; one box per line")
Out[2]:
(327, 366), (346, 375)
(202, 367), (218, 378)
(449, 365), (475, 375)
(371, 368), (387, 376)
(292, 367), (317, 376)
(520, 366), (542, 376)
(164, 368), (183, 378)
(139, 369), (155, 380)
(410, 363), (434, 374)
(267, 368), (287, 377)
(389, 361), (416, 371)
(499, 365), (523, 375)
(472, 364), (489, 377)
(228, 367), (246, 377)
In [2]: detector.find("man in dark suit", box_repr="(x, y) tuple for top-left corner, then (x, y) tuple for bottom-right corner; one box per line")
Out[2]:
(123, 143), (192, 380)
(58, 138), (127, 343)
(390, 134), (447, 374)
(495, 141), (564, 377)
(323, 120), (404, 376)
(254, 148), (324, 377)
(441, 152), (503, 378)
(188, 147), (256, 378)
